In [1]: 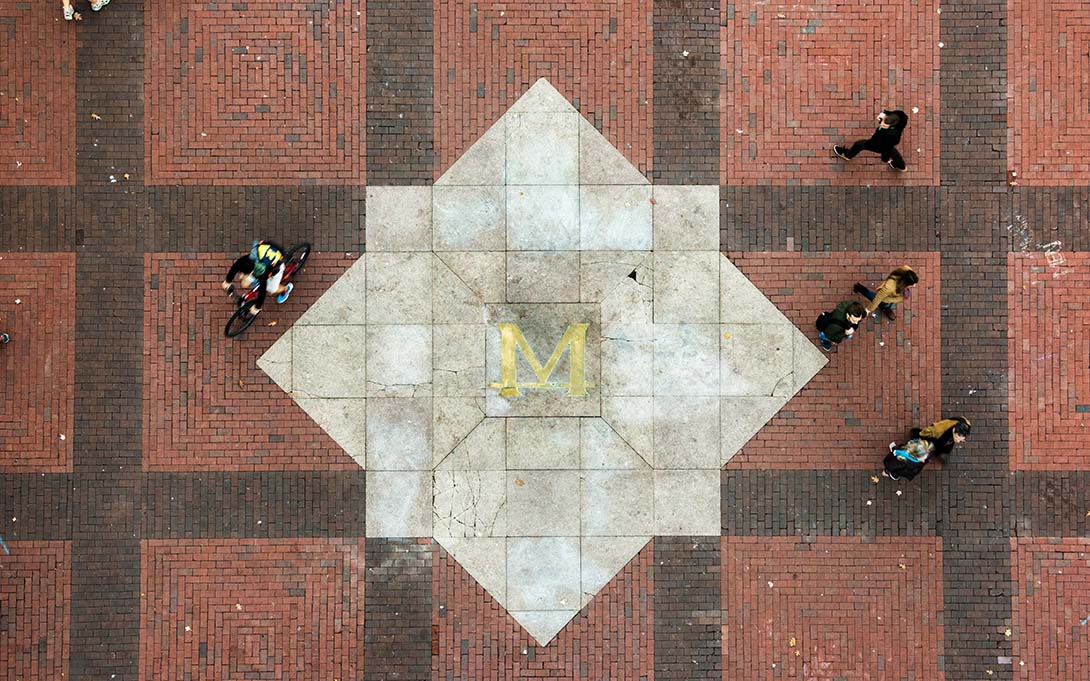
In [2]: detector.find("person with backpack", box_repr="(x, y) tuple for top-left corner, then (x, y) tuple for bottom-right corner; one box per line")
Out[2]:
(221, 240), (293, 316)
(883, 416), (971, 481)
(815, 300), (866, 351)
(832, 109), (910, 172)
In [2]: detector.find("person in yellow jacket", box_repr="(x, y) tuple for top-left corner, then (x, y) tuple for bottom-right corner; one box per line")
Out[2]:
(854, 266), (918, 321)
(883, 417), (970, 481)
(913, 416), (971, 460)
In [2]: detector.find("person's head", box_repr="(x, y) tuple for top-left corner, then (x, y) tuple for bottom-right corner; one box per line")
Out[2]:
(846, 301), (865, 324)
(881, 112), (901, 129)
(952, 416), (971, 443)
(891, 266), (918, 294)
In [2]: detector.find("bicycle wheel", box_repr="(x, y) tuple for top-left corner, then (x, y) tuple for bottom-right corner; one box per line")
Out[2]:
(284, 242), (311, 280)
(224, 301), (258, 338)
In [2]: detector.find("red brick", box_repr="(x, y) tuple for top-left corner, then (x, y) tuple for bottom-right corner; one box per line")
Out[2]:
(0, 541), (71, 681)
(141, 253), (360, 471)
(0, 3), (75, 185)
(721, 0), (940, 186)
(0, 253), (74, 472)
(1010, 538), (1090, 678)
(726, 252), (942, 470)
(722, 536), (944, 680)
(1008, 0), (1090, 184)
(433, 542), (653, 678)
(433, 0), (653, 178)
(1008, 252), (1090, 470)
(144, 1), (366, 185)
(139, 538), (365, 681)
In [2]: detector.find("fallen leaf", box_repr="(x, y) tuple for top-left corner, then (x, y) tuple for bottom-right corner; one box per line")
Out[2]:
(723, 331), (732, 340)
(1005, 628), (1012, 638)
(794, 650), (800, 657)
(789, 637), (796, 647)
(870, 475), (880, 484)
(237, 380), (244, 389)
(123, 173), (130, 180)
(899, 563), (906, 570)
(896, 490), (903, 496)
(267, 320), (277, 327)
(515, 478), (525, 486)
(90, 113), (102, 120)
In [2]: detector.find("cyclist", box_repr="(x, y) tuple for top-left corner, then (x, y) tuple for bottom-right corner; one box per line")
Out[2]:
(221, 240), (293, 315)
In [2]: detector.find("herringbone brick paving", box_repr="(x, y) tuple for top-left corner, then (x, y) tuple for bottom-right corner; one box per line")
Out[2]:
(0, 541), (71, 680)
(0, 0), (1083, 679)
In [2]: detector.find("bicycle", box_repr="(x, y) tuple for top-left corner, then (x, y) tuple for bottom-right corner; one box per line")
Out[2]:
(224, 242), (311, 338)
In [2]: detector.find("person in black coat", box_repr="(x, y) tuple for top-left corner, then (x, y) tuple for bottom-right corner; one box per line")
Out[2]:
(833, 110), (909, 172)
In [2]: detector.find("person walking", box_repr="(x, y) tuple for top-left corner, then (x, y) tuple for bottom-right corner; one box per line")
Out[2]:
(854, 266), (918, 321)
(833, 110), (909, 172)
(815, 300), (866, 352)
(0, 333), (8, 345)
(62, 0), (109, 21)
(883, 416), (970, 481)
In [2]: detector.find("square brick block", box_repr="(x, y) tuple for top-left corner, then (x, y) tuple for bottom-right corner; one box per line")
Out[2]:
(0, 3), (75, 185)
(145, 1), (365, 185)
(1009, 253), (1090, 470)
(721, 0), (939, 186)
(0, 253), (74, 472)
(723, 536), (944, 680)
(142, 253), (360, 471)
(139, 539), (364, 681)
(726, 252), (941, 470)
(433, 541), (652, 678)
(0, 541), (70, 681)
(1009, 0), (1090, 184)
(433, 0), (652, 179)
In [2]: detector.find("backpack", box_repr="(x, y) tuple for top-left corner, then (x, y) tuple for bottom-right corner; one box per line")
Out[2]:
(815, 311), (833, 331)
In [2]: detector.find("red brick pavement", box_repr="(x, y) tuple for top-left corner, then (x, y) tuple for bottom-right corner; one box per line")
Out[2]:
(142, 253), (359, 471)
(433, 542), (653, 679)
(144, 1), (366, 185)
(0, 2), (76, 185)
(0, 253), (74, 472)
(722, 536), (944, 681)
(726, 252), (942, 470)
(1008, 252), (1090, 470)
(139, 538), (365, 681)
(0, 541), (71, 681)
(433, 0), (653, 178)
(1008, 0), (1090, 184)
(721, 0), (940, 186)
(1010, 538), (1090, 678)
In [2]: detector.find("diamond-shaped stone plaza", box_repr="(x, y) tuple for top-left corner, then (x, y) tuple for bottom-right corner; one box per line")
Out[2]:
(1, 1), (1088, 678)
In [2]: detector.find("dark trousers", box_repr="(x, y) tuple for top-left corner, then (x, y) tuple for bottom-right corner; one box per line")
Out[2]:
(843, 139), (905, 170)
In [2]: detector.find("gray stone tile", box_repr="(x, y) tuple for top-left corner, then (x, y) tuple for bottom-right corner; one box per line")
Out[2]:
(720, 395), (790, 464)
(653, 470), (721, 536)
(506, 417), (580, 469)
(366, 252), (432, 324)
(721, 323), (794, 397)
(578, 115), (649, 185)
(720, 257), (794, 326)
(506, 112), (579, 184)
(579, 250), (649, 303)
(599, 259), (653, 324)
(432, 471), (507, 538)
(506, 251), (580, 303)
(579, 185), (652, 250)
(436, 414), (506, 470)
(296, 257), (366, 326)
(292, 325), (367, 398)
(580, 417), (650, 470)
(653, 251), (720, 324)
(506, 470), (580, 536)
(432, 255), (489, 325)
(257, 328), (292, 393)
(293, 397), (367, 469)
(506, 536), (581, 610)
(600, 397), (654, 466)
(366, 470), (431, 537)
(366, 186), (432, 251)
(600, 323), (654, 396)
(653, 324), (720, 396)
(434, 251), (506, 304)
(434, 120), (506, 185)
(653, 395), (721, 469)
(365, 325), (432, 397)
(581, 470), (654, 535)
(436, 537), (508, 607)
(652, 185), (719, 251)
(365, 397), (432, 470)
(580, 536), (648, 605)
(432, 397), (488, 467)
(433, 324), (487, 397)
(433, 185), (506, 251)
(508, 610), (578, 647)
(506, 185), (580, 250)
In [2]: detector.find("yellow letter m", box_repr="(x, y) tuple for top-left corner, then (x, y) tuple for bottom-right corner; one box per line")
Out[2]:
(492, 323), (593, 397)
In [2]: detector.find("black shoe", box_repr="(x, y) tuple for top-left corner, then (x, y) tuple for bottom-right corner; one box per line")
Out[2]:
(888, 160), (907, 172)
(0, 333), (8, 344)
(833, 145), (850, 160)
(820, 339), (832, 351)
(882, 307), (896, 321)
(853, 283), (869, 296)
